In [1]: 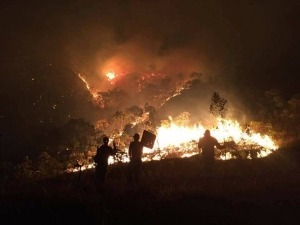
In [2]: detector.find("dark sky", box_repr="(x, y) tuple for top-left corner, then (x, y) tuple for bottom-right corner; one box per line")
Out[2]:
(0, 0), (299, 159)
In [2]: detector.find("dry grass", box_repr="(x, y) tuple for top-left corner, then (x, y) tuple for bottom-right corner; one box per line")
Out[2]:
(1, 144), (300, 225)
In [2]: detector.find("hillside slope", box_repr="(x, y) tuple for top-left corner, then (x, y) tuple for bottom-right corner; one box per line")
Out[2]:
(2, 144), (300, 225)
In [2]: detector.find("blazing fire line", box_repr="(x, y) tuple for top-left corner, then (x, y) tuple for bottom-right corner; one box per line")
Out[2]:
(159, 86), (186, 108)
(69, 117), (279, 172)
(77, 73), (99, 100)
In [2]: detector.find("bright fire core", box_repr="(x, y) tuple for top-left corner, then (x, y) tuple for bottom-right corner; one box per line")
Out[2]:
(147, 118), (278, 161)
(106, 72), (116, 82)
(108, 118), (279, 165)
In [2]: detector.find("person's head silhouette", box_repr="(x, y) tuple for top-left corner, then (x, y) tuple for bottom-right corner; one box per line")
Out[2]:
(133, 133), (140, 141)
(103, 136), (109, 145)
(204, 130), (211, 137)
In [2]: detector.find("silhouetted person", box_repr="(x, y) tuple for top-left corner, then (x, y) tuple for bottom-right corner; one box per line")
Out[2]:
(93, 136), (117, 193)
(127, 133), (143, 185)
(198, 130), (225, 174)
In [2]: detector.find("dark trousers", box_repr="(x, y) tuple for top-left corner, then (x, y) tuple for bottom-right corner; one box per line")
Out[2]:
(95, 165), (107, 193)
(202, 151), (215, 174)
(127, 160), (142, 185)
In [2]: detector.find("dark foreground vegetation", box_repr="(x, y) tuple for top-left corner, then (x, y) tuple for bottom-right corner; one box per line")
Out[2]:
(1, 143), (300, 225)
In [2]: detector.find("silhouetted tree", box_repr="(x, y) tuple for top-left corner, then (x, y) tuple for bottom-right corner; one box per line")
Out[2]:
(257, 90), (300, 142)
(210, 92), (228, 118)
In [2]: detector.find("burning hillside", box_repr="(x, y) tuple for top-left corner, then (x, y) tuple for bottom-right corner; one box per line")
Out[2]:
(76, 68), (194, 110)
(70, 115), (279, 172)
(65, 68), (282, 173)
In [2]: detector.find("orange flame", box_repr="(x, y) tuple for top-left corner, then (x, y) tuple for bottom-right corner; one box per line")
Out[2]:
(105, 71), (117, 84)
(143, 118), (278, 160)
(69, 117), (279, 172)
(77, 73), (99, 100)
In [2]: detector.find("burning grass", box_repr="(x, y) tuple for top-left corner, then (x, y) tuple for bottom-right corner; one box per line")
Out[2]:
(100, 117), (279, 170)
(67, 117), (279, 173)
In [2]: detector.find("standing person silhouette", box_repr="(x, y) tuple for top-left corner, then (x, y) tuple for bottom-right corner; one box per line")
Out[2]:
(127, 133), (144, 185)
(198, 130), (225, 174)
(93, 136), (117, 193)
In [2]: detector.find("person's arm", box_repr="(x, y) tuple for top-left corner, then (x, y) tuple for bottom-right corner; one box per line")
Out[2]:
(111, 142), (118, 155)
(128, 142), (132, 159)
(198, 138), (202, 150)
(93, 147), (100, 163)
(198, 138), (203, 155)
(107, 143), (117, 156)
(138, 142), (144, 159)
(215, 139), (226, 149)
(140, 142), (144, 154)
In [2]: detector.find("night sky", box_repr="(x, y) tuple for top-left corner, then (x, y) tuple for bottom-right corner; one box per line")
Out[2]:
(0, 0), (299, 160)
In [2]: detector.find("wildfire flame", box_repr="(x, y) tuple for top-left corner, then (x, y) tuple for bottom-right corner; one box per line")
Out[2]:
(71, 70), (279, 172)
(69, 117), (279, 172)
(106, 71), (117, 83)
(159, 86), (186, 108)
(77, 73), (99, 100)
(146, 118), (278, 160)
